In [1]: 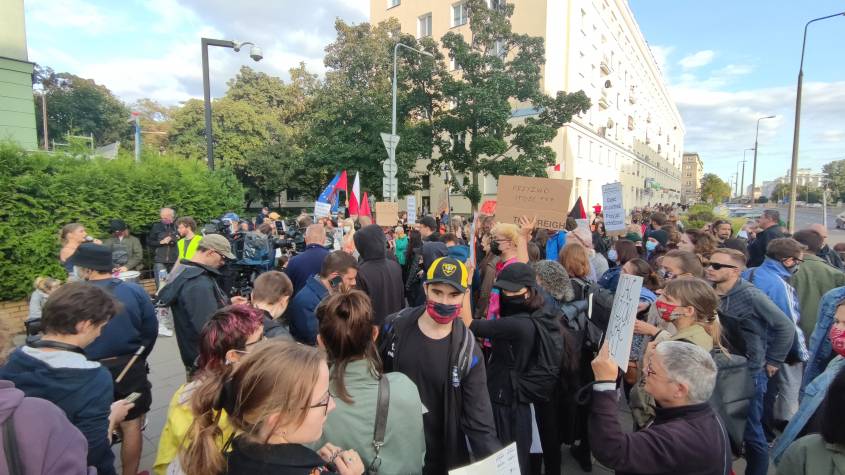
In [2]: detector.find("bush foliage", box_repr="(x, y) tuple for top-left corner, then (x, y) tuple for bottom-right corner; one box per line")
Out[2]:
(0, 143), (244, 300)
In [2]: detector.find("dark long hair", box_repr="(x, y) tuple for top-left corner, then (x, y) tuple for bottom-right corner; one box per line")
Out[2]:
(406, 229), (422, 263)
(820, 367), (845, 445)
(316, 290), (382, 404)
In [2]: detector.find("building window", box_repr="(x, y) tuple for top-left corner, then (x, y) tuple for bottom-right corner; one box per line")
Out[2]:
(421, 175), (430, 189)
(418, 13), (432, 38)
(452, 2), (467, 27)
(387, 0), (400, 8)
(577, 136), (583, 158)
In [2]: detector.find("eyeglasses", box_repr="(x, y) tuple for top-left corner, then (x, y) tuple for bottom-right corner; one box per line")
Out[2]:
(307, 391), (335, 415)
(707, 262), (738, 271)
(233, 335), (266, 355)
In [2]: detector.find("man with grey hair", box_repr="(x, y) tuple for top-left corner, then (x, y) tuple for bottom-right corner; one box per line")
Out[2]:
(285, 223), (330, 295)
(148, 207), (180, 287)
(747, 209), (785, 267)
(588, 341), (730, 475)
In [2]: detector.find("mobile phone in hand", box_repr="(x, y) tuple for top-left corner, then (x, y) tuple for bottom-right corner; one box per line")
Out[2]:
(124, 392), (141, 404)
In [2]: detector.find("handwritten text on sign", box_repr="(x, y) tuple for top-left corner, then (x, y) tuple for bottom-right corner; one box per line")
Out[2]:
(601, 182), (626, 235)
(495, 176), (573, 231)
(606, 274), (643, 370)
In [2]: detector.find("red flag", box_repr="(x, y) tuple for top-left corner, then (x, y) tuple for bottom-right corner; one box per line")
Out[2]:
(553, 163), (561, 172)
(359, 192), (372, 218)
(336, 170), (348, 191)
(569, 197), (587, 219)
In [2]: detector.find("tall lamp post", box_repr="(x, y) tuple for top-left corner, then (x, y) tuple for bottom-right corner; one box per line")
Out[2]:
(740, 147), (753, 201)
(787, 11), (845, 232)
(750, 116), (775, 204)
(201, 38), (262, 170)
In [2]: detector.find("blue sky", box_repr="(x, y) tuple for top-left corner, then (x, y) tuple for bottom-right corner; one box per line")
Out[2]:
(23, 0), (845, 188)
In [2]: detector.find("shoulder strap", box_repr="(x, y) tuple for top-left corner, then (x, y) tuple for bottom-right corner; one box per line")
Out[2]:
(369, 376), (391, 473)
(748, 268), (757, 284)
(3, 414), (24, 475)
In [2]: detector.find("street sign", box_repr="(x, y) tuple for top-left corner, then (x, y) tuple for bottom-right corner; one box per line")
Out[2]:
(380, 133), (400, 158)
(382, 160), (398, 177)
(382, 176), (398, 201)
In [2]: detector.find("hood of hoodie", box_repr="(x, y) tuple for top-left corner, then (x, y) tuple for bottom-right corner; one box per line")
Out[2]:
(0, 380), (23, 424)
(724, 276), (755, 299)
(760, 257), (792, 280)
(354, 225), (387, 261)
(157, 260), (220, 306)
(0, 348), (104, 411)
(447, 244), (470, 263)
(422, 241), (448, 272)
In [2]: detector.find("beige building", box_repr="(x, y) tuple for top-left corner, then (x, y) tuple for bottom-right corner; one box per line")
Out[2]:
(372, 0), (683, 214)
(0, 0), (37, 150)
(681, 152), (703, 204)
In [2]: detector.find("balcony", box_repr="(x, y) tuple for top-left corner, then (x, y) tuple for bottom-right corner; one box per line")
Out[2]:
(600, 56), (611, 75)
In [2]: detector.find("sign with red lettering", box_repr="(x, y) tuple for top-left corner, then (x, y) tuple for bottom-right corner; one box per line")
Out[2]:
(495, 176), (573, 231)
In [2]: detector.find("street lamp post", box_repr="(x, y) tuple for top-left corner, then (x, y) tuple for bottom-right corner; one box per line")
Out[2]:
(201, 38), (262, 170)
(750, 116), (775, 204)
(740, 148), (753, 201)
(787, 11), (845, 232)
(385, 43), (434, 201)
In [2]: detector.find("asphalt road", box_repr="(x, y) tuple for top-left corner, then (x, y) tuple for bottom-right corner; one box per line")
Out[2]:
(770, 206), (845, 244)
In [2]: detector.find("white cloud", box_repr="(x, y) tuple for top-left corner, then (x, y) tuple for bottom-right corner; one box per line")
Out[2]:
(26, 0), (129, 35)
(819, 130), (845, 143)
(679, 50), (715, 69)
(648, 44), (674, 75)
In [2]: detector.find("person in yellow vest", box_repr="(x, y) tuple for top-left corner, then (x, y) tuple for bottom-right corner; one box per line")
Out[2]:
(176, 217), (202, 260)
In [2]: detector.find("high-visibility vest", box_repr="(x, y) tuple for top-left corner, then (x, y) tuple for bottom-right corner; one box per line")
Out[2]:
(178, 235), (202, 260)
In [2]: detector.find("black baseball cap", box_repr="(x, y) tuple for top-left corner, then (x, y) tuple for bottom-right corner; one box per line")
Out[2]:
(109, 219), (127, 233)
(425, 257), (468, 292)
(494, 262), (537, 292)
(68, 243), (114, 272)
(419, 216), (437, 231)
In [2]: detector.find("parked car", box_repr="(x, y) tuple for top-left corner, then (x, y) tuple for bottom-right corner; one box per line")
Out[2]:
(836, 212), (845, 229)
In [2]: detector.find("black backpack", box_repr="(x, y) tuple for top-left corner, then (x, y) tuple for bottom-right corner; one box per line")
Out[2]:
(568, 278), (615, 346)
(709, 349), (754, 457)
(512, 311), (564, 403)
(240, 231), (270, 265)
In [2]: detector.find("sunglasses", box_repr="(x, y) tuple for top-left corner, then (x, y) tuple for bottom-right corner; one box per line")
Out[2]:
(708, 262), (738, 271)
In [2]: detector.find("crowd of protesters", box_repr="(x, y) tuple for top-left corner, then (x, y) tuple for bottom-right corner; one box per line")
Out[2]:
(3, 201), (845, 475)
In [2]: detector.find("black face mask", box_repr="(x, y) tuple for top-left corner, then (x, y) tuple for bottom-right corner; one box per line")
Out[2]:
(490, 240), (503, 256)
(499, 292), (530, 316)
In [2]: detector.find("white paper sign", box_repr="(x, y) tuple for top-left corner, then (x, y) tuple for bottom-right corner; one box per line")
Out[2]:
(407, 195), (417, 225)
(605, 273), (643, 370)
(602, 182), (626, 235)
(314, 201), (331, 219)
(449, 443), (519, 475)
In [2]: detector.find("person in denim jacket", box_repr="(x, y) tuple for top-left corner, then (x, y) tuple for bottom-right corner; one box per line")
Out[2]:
(803, 287), (845, 388)
(772, 289), (845, 464)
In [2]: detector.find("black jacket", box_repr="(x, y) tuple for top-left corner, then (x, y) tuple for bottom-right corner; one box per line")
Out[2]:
(469, 311), (536, 406)
(148, 221), (180, 264)
(747, 225), (784, 268)
(354, 225), (404, 326)
(381, 306), (500, 473)
(818, 245), (845, 270)
(225, 438), (336, 475)
(157, 260), (229, 369)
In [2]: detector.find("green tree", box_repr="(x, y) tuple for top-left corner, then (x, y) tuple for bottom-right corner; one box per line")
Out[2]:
(769, 183), (824, 204)
(699, 173), (732, 203)
(432, 0), (590, 207)
(306, 18), (449, 199)
(130, 98), (174, 151)
(823, 159), (845, 201)
(33, 65), (130, 146)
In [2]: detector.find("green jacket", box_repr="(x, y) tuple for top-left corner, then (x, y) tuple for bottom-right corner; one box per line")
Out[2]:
(394, 236), (409, 266)
(315, 359), (425, 474)
(793, 254), (845, 338)
(102, 234), (144, 271)
(777, 434), (845, 475)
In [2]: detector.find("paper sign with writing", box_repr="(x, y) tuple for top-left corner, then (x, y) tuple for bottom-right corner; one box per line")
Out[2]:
(605, 273), (643, 370)
(495, 176), (573, 231)
(602, 182), (626, 235)
(406, 195), (417, 225)
(314, 201), (331, 219)
(375, 201), (399, 227)
(449, 442), (519, 475)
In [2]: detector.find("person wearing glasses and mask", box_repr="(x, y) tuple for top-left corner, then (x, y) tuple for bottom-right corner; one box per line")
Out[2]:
(154, 304), (265, 474)
(705, 248), (794, 475)
(158, 234), (235, 376)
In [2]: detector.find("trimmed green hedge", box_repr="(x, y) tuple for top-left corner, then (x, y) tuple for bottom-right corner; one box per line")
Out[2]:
(0, 143), (244, 300)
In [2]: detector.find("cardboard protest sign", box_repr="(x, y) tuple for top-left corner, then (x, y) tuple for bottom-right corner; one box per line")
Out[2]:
(406, 195), (417, 225)
(495, 176), (572, 231)
(605, 274), (643, 370)
(601, 182), (626, 235)
(375, 201), (399, 227)
(449, 442), (519, 475)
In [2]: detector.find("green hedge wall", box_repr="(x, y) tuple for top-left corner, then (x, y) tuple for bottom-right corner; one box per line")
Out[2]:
(0, 143), (244, 300)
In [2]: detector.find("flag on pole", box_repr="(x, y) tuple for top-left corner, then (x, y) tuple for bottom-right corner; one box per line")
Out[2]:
(553, 163), (562, 172)
(359, 192), (372, 218)
(317, 172), (342, 204)
(349, 172), (361, 215)
(569, 197), (587, 219)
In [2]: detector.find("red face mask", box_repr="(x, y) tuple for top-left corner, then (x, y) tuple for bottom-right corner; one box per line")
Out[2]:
(655, 300), (680, 322)
(829, 325), (845, 357)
